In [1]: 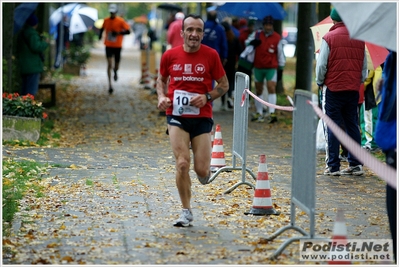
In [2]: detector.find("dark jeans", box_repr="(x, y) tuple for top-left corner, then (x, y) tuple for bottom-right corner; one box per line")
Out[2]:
(324, 88), (362, 171)
(21, 73), (40, 96)
(385, 149), (397, 263)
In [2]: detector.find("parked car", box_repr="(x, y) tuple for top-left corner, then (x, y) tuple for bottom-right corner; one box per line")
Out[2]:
(282, 27), (297, 45)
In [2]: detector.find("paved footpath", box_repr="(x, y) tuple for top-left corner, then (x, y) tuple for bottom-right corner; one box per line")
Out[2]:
(3, 36), (393, 265)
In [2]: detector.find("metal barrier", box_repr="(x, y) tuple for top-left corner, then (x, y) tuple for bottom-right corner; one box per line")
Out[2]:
(208, 72), (256, 194)
(265, 89), (328, 259)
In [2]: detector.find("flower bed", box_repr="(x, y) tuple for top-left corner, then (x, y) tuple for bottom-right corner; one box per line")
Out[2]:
(2, 93), (47, 142)
(3, 93), (47, 119)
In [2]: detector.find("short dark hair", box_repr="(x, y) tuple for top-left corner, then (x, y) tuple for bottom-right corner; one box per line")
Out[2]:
(262, 15), (274, 25)
(182, 14), (204, 31)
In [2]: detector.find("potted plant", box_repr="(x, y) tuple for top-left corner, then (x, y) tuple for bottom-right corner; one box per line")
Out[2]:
(62, 44), (91, 75)
(2, 93), (47, 142)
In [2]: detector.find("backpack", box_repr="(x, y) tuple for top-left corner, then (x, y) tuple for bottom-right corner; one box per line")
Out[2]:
(374, 51), (397, 151)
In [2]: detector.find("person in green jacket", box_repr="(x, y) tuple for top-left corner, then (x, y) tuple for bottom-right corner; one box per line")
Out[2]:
(16, 13), (49, 96)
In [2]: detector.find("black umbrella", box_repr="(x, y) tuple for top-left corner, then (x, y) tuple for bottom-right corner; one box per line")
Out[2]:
(157, 3), (182, 12)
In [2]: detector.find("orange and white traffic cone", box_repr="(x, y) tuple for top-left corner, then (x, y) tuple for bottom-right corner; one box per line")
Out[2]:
(245, 154), (280, 216)
(210, 124), (226, 172)
(328, 208), (351, 265)
(140, 62), (148, 84)
(143, 68), (153, 90)
(153, 68), (158, 90)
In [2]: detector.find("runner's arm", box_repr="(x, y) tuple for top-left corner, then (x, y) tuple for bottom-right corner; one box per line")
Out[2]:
(189, 75), (229, 108)
(156, 75), (171, 111)
(98, 28), (104, 40)
(210, 75), (229, 101)
(119, 29), (131, 35)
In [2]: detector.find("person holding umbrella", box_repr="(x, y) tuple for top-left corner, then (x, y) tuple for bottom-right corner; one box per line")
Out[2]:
(16, 13), (49, 96)
(98, 4), (131, 94)
(315, 8), (368, 176)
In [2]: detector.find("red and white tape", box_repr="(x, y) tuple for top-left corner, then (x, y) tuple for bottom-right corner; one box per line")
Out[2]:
(243, 88), (294, 111)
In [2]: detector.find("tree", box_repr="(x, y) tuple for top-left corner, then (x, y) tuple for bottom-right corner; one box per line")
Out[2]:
(275, 2), (284, 94)
(318, 3), (331, 22)
(3, 3), (15, 92)
(295, 3), (317, 91)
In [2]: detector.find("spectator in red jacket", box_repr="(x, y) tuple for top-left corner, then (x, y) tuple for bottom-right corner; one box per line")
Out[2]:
(167, 12), (185, 49)
(245, 16), (285, 124)
(315, 8), (367, 176)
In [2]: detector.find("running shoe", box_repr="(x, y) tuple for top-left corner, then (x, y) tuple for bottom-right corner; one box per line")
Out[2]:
(268, 113), (277, 124)
(197, 171), (211, 185)
(173, 209), (193, 227)
(113, 69), (118, 81)
(341, 165), (364, 176)
(324, 167), (341, 176)
(251, 112), (263, 121)
(257, 115), (265, 122)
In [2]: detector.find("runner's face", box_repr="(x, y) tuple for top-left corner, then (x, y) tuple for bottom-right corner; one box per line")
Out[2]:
(182, 17), (204, 50)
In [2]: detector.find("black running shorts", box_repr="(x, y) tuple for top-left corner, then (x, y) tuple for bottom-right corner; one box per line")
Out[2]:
(105, 47), (122, 63)
(166, 116), (214, 139)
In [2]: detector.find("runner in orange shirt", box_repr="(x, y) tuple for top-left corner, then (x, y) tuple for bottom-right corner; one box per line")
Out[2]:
(99, 4), (131, 94)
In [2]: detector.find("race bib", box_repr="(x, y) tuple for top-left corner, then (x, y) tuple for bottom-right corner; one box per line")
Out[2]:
(172, 90), (200, 116)
(107, 32), (117, 42)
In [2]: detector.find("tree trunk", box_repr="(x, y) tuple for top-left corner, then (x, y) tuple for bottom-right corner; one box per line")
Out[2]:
(275, 2), (284, 94)
(295, 3), (317, 91)
(318, 3), (331, 22)
(36, 3), (52, 70)
(2, 3), (15, 93)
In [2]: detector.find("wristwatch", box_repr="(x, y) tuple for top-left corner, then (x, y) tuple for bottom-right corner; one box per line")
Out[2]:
(205, 92), (212, 102)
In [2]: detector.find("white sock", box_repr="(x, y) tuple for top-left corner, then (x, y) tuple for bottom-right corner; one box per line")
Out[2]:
(268, 94), (276, 113)
(255, 94), (264, 115)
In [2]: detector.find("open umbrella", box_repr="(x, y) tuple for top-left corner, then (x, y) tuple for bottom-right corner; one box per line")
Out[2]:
(49, 3), (82, 35)
(332, 2), (396, 52)
(13, 3), (38, 34)
(310, 16), (389, 70)
(68, 6), (98, 39)
(216, 2), (287, 20)
(157, 3), (182, 12)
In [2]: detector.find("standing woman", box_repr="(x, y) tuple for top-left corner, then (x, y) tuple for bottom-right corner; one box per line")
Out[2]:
(17, 13), (49, 96)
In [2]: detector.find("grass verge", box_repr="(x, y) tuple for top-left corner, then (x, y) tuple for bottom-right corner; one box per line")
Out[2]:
(2, 159), (49, 236)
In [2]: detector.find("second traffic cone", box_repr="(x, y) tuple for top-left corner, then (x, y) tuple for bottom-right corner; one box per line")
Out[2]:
(210, 124), (226, 171)
(245, 155), (280, 216)
(140, 62), (148, 84)
(153, 69), (158, 90)
(328, 208), (351, 265)
(143, 69), (153, 90)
